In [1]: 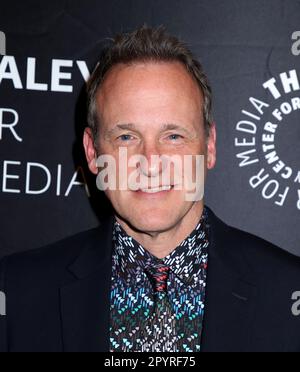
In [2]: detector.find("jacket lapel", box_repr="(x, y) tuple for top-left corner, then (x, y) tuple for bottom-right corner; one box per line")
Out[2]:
(60, 216), (114, 352)
(201, 208), (257, 352)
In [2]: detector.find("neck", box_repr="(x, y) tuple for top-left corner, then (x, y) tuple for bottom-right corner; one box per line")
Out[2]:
(115, 202), (204, 259)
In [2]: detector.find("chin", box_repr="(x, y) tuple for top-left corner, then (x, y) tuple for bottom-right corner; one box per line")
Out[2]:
(131, 220), (171, 234)
(125, 209), (180, 234)
(109, 193), (188, 233)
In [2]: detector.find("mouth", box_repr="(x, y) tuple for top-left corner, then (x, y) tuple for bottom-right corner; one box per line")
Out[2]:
(134, 185), (175, 196)
(139, 185), (173, 193)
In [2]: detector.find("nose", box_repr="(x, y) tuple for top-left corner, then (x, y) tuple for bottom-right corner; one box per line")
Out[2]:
(139, 143), (162, 178)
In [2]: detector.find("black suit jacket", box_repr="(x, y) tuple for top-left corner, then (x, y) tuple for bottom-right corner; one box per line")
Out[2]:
(1, 207), (300, 352)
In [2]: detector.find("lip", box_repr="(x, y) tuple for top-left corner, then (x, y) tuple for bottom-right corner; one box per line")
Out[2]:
(134, 185), (175, 198)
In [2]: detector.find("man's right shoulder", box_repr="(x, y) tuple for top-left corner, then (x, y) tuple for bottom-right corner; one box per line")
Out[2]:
(0, 226), (104, 288)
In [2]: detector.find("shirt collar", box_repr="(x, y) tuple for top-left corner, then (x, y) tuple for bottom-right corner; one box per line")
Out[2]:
(112, 206), (210, 285)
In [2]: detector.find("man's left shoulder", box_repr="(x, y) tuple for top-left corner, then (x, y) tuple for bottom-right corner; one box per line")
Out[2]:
(207, 207), (300, 277)
(226, 220), (300, 279)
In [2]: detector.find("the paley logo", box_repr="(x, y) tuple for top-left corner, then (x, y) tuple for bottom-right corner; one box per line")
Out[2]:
(0, 30), (6, 55)
(234, 69), (300, 210)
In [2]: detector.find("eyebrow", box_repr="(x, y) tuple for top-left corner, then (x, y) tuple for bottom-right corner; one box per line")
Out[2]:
(105, 123), (192, 138)
(160, 123), (190, 134)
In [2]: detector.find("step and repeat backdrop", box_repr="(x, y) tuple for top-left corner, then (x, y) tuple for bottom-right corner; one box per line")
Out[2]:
(0, 0), (299, 258)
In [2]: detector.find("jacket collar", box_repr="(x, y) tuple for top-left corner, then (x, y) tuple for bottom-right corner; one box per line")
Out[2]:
(60, 216), (114, 352)
(67, 215), (115, 280)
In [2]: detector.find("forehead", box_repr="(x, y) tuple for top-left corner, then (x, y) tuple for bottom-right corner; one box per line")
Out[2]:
(99, 60), (201, 92)
(96, 61), (203, 124)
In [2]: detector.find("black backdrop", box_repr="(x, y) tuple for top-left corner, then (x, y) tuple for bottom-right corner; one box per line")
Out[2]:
(0, 0), (300, 259)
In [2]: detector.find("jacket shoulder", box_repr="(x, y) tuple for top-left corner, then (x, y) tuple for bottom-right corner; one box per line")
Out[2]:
(230, 224), (300, 266)
(207, 206), (300, 275)
(224, 218), (300, 279)
(0, 226), (103, 289)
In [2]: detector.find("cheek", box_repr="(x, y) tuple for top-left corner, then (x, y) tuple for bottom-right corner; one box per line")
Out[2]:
(104, 189), (126, 210)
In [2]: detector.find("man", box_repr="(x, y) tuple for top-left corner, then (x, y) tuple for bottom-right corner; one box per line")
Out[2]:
(1, 26), (300, 352)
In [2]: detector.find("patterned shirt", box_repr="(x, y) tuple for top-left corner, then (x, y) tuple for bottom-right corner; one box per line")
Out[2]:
(110, 207), (210, 352)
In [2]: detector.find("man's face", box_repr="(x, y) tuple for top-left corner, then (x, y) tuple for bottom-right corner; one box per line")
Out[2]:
(84, 61), (216, 234)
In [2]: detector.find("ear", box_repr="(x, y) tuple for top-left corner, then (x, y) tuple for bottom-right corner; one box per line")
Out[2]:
(207, 123), (217, 170)
(83, 128), (98, 175)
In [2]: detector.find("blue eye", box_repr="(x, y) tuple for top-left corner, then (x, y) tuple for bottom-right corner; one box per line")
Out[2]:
(169, 134), (182, 140)
(119, 134), (133, 141)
